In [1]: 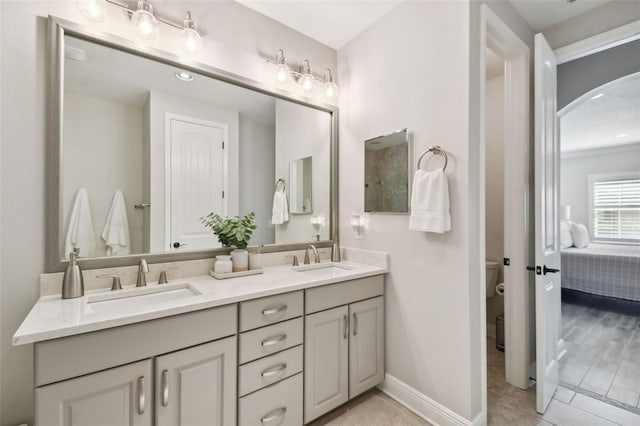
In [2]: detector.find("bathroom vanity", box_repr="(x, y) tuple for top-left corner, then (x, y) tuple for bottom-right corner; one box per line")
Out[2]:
(15, 257), (387, 426)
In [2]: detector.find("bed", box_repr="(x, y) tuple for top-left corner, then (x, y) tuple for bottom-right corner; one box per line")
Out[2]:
(561, 243), (640, 302)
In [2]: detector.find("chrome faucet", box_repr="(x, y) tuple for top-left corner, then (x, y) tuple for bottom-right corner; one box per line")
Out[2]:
(136, 259), (149, 287)
(304, 245), (321, 265)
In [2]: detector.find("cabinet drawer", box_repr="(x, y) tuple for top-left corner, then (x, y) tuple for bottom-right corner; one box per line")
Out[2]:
(240, 291), (303, 332)
(238, 373), (303, 426)
(305, 275), (384, 314)
(239, 318), (303, 364)
(238, 345), (303, 397)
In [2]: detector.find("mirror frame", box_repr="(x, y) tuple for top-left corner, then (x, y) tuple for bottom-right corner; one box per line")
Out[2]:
(46, 16), (339, 272)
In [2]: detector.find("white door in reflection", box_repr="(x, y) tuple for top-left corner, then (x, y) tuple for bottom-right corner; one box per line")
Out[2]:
(167, 115), (227, 250)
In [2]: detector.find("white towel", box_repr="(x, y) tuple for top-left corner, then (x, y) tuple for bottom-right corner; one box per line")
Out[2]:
(101, 190), (131, 256)
(64, 187), (97, 258)
(271, 187), (290, 225)
(409, 168), (451, 233)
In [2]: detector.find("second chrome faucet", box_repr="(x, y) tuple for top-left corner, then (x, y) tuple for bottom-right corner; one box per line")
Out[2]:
(136, 259), (149, 287)
(304, 245), (321, 265)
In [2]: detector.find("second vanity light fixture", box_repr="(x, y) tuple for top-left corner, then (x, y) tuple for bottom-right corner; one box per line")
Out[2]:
(77, 0), (203, 54)
(270, 49), (339, 99)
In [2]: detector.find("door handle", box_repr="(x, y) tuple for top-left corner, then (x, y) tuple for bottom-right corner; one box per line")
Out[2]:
(543, 265), (560, 275)
(527, 266), (542, 275)
(161, 369), (169, 407)
(261, 363), (287, 378)
(261, 407), (287, 424)
(343, 314), (349, 339)
(261, 334), (287, 347)
(353, 313), (358, 336)
(173, 242), (188, 249)
(262, 304), (288, 316)
(137, 376), (145, 415)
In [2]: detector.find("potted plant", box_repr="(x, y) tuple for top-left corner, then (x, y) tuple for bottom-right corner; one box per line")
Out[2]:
(201, 212), (257, 272)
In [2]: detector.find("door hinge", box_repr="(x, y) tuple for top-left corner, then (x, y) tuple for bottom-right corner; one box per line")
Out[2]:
(222, 190), (225, 199)
(503, 258), (510, 266)
(222, 141), (225, 149)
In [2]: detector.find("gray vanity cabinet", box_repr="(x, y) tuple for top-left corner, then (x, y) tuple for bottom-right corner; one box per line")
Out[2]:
(349, 296), (385, 398)
(36, 359), (153, 426)
(155, 336), (237, 426)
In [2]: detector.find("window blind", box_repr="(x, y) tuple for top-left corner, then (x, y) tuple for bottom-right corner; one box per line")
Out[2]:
(592, 178), (640, 241)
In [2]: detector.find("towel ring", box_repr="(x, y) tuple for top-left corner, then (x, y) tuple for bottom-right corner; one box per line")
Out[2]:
(275, 178), (286, 191)
(417, 146), (448, 171)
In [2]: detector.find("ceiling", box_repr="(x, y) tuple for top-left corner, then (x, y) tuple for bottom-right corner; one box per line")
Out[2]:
(561, 72), (640, 152)
(508, 0), (613, 32)
(235, 0), (402, 49)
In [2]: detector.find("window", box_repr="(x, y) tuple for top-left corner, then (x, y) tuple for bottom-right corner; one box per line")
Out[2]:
(589, 172), (640, 243)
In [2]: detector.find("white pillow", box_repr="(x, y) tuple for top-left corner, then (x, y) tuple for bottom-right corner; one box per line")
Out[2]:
(569, 223), (590, 248)
(560, 221), (573, 248)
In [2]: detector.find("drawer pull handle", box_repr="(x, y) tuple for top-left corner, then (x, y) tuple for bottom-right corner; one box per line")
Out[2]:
(343, 315), (349, 339)
(353, 312), (358, 336)
(137, 376), (145, 415)
(261, 363), (288, 378)
(261, 407), (287, 424)
(262, 304), (288, 316)
(261, 334), (287, 347)
(161, 369), (169, 407)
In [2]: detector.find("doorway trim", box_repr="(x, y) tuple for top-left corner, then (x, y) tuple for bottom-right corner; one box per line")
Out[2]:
(479, 3), (532, 419)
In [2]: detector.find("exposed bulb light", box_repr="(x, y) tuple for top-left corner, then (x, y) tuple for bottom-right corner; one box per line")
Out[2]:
(77, 0), (107, 22)
(181, 11), (202, 54)
(298, 60), (314, 92)
(616, 133), (629, 138)
(590, 93), (604, 100)
(274, 49), (290, 83)
(323, 68), (338, 99)
(131, 0), (159, 39)
(175, 71), (194, 81)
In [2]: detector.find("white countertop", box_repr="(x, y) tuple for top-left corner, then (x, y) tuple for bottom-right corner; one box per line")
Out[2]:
(14, 260), (387, 345)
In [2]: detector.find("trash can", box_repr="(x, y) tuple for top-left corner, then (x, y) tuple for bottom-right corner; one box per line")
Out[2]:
(496, 314), (505, 352)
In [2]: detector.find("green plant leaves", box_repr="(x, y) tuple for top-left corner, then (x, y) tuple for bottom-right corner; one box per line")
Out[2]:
(200, 212), (257, 249)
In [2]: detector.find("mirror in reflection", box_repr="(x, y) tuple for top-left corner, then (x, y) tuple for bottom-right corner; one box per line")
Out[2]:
(60, 35), (331, 260)
(364, 129), (410, 213)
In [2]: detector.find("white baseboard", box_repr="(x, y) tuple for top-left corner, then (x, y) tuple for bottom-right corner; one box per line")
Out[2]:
(486, 323), (496, 339)
(378, 374), (485, 426)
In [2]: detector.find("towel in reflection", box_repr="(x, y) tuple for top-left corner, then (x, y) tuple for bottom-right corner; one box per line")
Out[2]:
(271, 183), (290, 225)
(409, 168), (451, 233)
(101, 190), (131, 256)
(64, 187), (97, 258)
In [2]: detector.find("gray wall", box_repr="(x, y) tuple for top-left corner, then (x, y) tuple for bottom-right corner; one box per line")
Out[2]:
(561, 145), (640, 231)
(0, 2), (335, 424)
(558, 39), (640, 110)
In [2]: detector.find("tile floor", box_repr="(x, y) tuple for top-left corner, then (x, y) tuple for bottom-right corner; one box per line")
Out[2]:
(560, 292), (640, 410)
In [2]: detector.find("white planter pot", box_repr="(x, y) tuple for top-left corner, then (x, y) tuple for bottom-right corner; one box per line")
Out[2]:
(231, 249), (249, 272)
(249, 253), (262, 270)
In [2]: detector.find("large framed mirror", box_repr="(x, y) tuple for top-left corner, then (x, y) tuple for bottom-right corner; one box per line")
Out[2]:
(46, 17), (337, 271)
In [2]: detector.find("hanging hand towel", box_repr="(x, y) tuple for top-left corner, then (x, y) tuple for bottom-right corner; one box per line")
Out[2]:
(101, 190), (131, 256)
(271, 185), (290, 225)
(64, 187), (97, 258)
(409, 168), (451, 233)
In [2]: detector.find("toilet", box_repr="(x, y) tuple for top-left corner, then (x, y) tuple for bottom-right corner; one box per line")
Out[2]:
(486, 260), (500, 297)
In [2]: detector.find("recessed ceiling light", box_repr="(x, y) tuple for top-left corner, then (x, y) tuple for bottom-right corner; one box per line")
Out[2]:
(589, 93), (604, 100)
(616, 133), (629, 138)
(175, 71), (194, 82)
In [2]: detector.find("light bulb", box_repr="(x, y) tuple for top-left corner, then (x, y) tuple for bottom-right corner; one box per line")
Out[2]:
(131, 0), (158, 40)
(298, 60), (314, 92)
(77, 0), (106, 22)
(181, 12), (202, 54)
(275, 63), (290, 82)
(324, 81), (338, 99)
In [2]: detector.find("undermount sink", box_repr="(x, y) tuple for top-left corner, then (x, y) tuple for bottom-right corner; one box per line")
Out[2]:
(293, 262), (354, 276)
(85, 282), (201, 314)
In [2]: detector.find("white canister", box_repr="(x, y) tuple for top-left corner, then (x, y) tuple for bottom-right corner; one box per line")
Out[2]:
(214, 255), (233, 274)
(231, 249), (249, 272)
(249, 253), (262, 270)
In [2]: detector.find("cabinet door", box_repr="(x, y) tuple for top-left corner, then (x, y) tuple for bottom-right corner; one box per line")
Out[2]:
(304, 305), (349, 423)
(36, 359), (152, 426)
(155, 336), (237, 426)
(349, 296), (384, 398)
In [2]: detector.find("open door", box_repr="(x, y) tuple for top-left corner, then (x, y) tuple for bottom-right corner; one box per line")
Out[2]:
(534, 33), (561, 413)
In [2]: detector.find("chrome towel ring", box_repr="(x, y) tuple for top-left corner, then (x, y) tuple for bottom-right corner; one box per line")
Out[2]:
(417, 146), (448, 171)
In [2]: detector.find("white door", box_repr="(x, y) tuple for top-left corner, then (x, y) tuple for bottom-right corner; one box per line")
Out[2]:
(349, 296), (385, 398)
(534, 33), (561, 413)
(168, 115), (227, 250)
(155, 336), (237, 426)
(304, 305), (349, 423)
(36, 360), (152, 426)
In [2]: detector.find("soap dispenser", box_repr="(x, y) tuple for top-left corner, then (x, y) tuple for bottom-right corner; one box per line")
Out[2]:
(62, 248), (84, 299)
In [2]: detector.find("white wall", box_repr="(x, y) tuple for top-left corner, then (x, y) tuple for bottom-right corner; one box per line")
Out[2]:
(485, 76), (505, 325)
(275, 100), (331, 244)
(0, 1), (335, 424)
(63, 93), (143, 258)
(561, 145), (640, 230)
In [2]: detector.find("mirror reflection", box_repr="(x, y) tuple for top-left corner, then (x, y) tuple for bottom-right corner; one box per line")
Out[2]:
(364, 129), (410, 213)
(60, 35), (331, 260)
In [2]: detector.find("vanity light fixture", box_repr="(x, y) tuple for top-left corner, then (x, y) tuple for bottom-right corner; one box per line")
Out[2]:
(181, 11), (202, 54)
(77, 0), (107, 22)
(351, 214), (364, 239)
(274, 49), (291, 83)
(310, 215), (324, 241)
(131, 0), (159, 39)
(175, 71), (194, 81)
(323, 69), (338, 99)
(298, 60), (315, 92)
